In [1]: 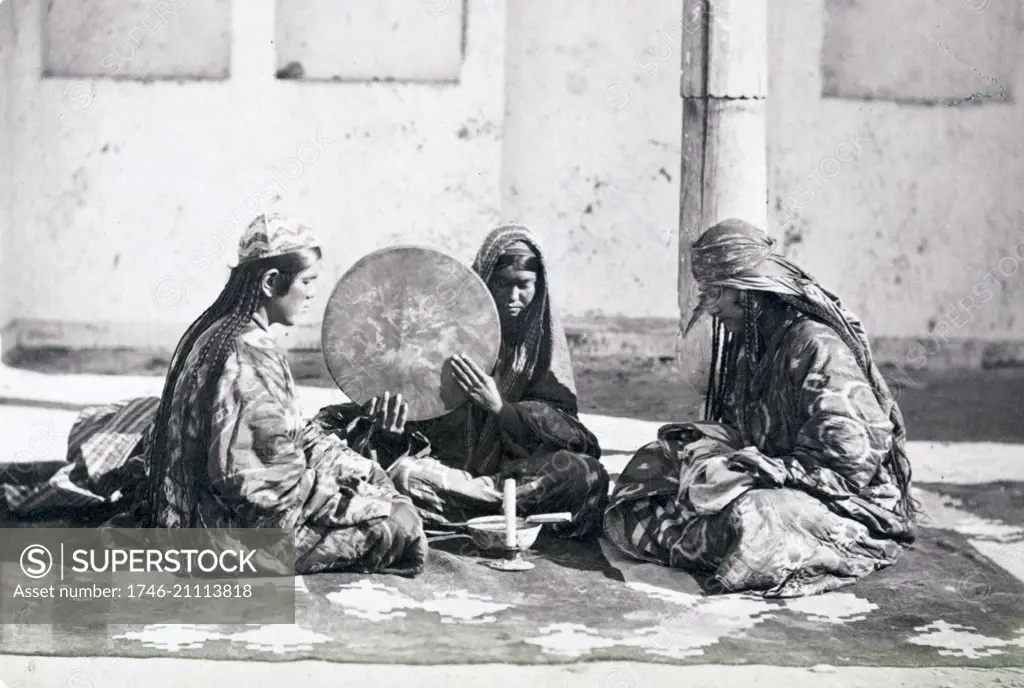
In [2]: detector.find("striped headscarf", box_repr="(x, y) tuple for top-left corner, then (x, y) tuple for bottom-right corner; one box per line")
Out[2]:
(461, 224), (577, 475)
(685, 218), (915, 520)
(236, 213), (319, 265)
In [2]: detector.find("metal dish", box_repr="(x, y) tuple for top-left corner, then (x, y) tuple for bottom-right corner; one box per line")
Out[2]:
(464, 515), (543, 553)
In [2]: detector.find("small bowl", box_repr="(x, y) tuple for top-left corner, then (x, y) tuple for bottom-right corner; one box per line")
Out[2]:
(465, 516), (542, 554)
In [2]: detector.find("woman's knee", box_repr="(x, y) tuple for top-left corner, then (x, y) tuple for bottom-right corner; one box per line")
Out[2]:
(730, 488), (824, 533)
(536, 452), (609, 509)
(387, 499), (424, 537)
(546, 450), (597, 476)
(560, 452), (609, 493)
(381, 500), (428, 571)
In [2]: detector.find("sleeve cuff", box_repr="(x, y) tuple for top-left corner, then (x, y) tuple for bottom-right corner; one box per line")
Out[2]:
(497, 402), (528, 440)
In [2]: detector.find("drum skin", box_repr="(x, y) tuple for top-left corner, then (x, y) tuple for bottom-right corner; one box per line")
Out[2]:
(321, 246), (502, 421)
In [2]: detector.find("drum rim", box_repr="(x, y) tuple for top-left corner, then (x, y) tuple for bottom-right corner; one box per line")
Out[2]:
(319, 244), (502, 419)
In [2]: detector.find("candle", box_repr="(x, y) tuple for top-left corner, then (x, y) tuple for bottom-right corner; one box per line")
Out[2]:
(503, 478), (516, 549)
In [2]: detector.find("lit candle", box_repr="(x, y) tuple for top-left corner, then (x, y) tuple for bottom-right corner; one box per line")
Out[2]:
(503, 478), (516, 549)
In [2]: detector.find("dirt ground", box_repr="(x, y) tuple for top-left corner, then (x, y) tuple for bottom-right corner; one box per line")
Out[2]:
(4, 347), (1022, 444)
(0, 657), (1021, 688)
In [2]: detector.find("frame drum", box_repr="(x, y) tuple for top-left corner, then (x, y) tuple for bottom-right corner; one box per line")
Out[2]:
(321, 246), (501, 421)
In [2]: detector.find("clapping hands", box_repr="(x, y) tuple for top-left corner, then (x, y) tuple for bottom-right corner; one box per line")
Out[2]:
(450, 353), (504, 414)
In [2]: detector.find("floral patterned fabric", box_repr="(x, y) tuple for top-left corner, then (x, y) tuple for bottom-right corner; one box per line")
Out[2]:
(3, 317), (428, 577)
(604, 316), (915, 597)
(184, 318), (427, 575)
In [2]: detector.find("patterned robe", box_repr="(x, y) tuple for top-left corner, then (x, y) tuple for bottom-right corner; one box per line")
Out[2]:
(314, 365), (609, 538)
(604, 316), (914, 597)
(2, 318), (427, 577)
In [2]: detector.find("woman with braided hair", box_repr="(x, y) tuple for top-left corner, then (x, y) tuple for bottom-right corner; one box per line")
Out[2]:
(3, 214), (427, 577)
(603, 219), (917, 597)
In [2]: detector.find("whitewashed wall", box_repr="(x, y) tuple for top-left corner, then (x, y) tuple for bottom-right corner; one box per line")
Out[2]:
(2, 0), (505, 350)
(2, 0), (1023, 365)
(768, 0), (1024, 367)
(501, 0), (683, 323)
(0, 0), (13, 352)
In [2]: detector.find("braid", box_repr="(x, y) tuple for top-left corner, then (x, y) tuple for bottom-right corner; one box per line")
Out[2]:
(704, 320), (740, 423)
(704, 320), (721, 419)
(191, 284), (260, 381)
(180, 279), (262, 525)
(144, 247), (320, 527)
(143, 272), (252, 524)
(742, 291), (762, 376)
(718, 330), (737, 421)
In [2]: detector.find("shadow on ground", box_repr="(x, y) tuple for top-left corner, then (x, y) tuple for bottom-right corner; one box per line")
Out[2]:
(5, 348), (1023, 443)
(914, 481), (1024, 524)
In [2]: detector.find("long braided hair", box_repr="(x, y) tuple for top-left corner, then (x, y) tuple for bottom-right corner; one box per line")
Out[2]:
(702, 288), (917, 521)
(703, 290), (775, 431)
(703, 317), (738, 424)
(144, 247), (322, 527)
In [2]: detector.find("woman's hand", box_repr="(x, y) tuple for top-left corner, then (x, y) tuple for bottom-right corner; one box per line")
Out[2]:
(450, 354), (503, 415)
(368, 391), (408, 439)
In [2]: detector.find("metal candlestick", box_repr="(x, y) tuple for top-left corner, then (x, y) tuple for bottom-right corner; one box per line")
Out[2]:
(486, 478), (535, 572)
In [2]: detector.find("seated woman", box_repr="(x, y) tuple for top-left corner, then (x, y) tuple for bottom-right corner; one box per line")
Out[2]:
(3, 214), (427, 577)
(314, 224), (609, 538)
(603, 219), (916, 597)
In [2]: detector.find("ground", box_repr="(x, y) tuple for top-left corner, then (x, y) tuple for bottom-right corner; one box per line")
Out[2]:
(7, 347), (1024, 441)
(0, 349), (1022, 687)
(0, 658), (1021, 688)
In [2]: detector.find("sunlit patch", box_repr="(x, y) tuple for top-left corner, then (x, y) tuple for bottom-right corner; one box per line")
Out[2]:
(908, 620), (1024, 659)
(325, 580), (513, 624)
(226, 624), (331, 654)
(112, 624), (226, 651)
(968, 539), (1024, 585)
